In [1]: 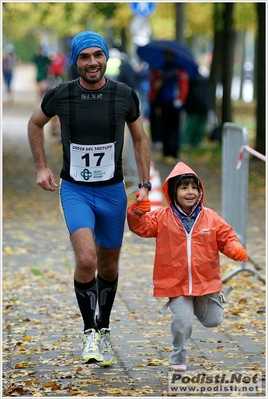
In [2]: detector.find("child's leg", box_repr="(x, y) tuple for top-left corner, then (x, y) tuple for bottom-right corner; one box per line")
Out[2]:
(194, 292), (224, 327)
(169, 296), (194, 365)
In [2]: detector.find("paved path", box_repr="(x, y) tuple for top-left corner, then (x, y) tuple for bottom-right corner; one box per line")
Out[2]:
(2, 65), (266, 397)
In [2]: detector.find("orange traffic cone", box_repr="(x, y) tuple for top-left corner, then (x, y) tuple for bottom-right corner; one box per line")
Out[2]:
(149, 162), (164, 210)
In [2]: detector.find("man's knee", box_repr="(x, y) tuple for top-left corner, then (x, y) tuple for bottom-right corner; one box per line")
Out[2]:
(71, 228), (97, 271)
(76, 252), (97, 269)
(97, 247), (120, 280)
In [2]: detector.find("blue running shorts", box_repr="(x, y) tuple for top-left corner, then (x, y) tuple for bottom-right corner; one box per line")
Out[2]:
(59, 180), (127, 248)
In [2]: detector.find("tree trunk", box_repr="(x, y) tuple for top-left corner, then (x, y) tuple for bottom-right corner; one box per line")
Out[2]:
(238, 30), (246, 100)
(221, 3), (235, 124)
(120, 27), (127, 53)
(175, 3), (185, 44)
(255, 3), (265, 155)
(209, 4), (224, 113)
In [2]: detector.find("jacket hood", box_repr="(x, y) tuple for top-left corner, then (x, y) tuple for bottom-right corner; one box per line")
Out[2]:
(162, 162), (205, 207)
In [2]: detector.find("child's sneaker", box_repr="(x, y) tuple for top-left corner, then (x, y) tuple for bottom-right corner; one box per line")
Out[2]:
(172, 364), (187, 371)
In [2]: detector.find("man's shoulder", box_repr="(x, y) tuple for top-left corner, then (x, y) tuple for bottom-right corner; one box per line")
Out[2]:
(58, 79), (78, 89)
(107, 78), (133, 93)
(42, 80), (77, 105)
(50, 79), (79, 97)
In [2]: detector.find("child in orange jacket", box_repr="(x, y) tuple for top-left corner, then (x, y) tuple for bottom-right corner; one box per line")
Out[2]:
(127, 162), (248, 372)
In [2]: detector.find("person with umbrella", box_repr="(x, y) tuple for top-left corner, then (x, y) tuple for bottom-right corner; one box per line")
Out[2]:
(149, 50), (189, 163)
(137, 40), (199, 164)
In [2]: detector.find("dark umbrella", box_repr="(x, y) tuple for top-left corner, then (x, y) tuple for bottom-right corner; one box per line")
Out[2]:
(137, 39), (199, 77)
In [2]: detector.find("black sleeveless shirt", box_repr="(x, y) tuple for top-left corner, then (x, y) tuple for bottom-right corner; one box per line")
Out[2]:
(41, 78), (140, 185)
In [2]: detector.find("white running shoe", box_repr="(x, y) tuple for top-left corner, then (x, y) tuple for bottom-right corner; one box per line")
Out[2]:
(81, 329), (103, 363)
(99, 328), (114, 367)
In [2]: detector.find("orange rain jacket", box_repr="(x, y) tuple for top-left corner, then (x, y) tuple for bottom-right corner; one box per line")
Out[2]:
(127, 162), (245, 298)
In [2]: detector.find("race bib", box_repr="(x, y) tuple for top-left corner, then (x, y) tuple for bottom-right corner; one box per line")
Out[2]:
(70, 142), (115, 182)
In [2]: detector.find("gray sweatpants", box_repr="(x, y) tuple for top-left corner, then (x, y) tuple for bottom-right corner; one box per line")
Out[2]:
(168, 293), (224, 365)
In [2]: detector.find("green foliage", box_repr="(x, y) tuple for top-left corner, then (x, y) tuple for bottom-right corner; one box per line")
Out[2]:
(186, 3), (214, 37)
(234, 3), (257, 31)
(12, 36), (40, 62)
(149, 3), (177, 38)
(3, 3), (92, 39)
(31, 267), (44, 277)
(2, 2), (257, 56)
(93, 2), (118, 17)
(182, 145), (222, 172)
(3, 3), (39, 39)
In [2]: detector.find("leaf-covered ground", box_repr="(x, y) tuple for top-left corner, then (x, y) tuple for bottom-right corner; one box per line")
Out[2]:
(2, 80), (266, 397)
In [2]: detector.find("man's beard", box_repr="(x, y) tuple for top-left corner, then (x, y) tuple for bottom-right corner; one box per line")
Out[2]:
(77, 65), (106, 85)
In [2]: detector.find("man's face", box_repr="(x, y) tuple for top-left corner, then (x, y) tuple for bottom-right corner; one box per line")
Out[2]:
(76, 47), (107, 86)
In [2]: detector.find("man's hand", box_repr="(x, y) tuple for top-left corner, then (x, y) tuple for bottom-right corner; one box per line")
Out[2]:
(37, 168), (58, 191)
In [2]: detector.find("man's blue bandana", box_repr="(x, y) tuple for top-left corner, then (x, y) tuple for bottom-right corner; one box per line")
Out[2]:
(71, 31), (109, 65)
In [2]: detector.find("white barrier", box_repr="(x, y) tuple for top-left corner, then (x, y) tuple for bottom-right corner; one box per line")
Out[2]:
(221, 123), (265, 283)
(236, 144), (266, 169)
(149, 162), (164, 210)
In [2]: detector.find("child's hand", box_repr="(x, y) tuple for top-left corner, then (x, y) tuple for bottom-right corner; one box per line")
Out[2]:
(230, 247), (248, 262)
(128, 192), (151, 215)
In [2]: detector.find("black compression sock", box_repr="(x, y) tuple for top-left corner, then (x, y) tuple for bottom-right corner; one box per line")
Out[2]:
(96, 274), (118, 327)
(74, 278), (98, 332)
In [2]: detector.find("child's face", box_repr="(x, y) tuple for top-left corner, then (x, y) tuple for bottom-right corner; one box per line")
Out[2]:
(175, 182), (199, 213)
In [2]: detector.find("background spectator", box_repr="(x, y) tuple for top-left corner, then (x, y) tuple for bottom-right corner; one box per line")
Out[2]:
(32, 46), (51, 99)
(49, 51), (66, 86)
(136, 60), (151, 121)
(117, 52), (138, 90)
(149, 51), (189, 163)
(3, 44), (17, 98)
(182, 72), (213, 148)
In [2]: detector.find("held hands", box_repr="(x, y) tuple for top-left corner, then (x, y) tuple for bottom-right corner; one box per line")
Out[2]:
(129, 192), (151, 215)
(230, 247), (248, 262)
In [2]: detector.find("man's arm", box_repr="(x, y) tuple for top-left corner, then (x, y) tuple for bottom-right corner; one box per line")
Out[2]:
(28, 105), (58, 191)
(127, 116), (151, 202)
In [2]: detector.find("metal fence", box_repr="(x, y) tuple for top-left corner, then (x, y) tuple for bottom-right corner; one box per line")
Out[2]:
(221, 122), (265, 282)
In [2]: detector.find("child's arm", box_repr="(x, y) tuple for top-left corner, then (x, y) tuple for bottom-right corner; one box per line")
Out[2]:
(127, 193), (159, 238)
(212, 211), (249, 261)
